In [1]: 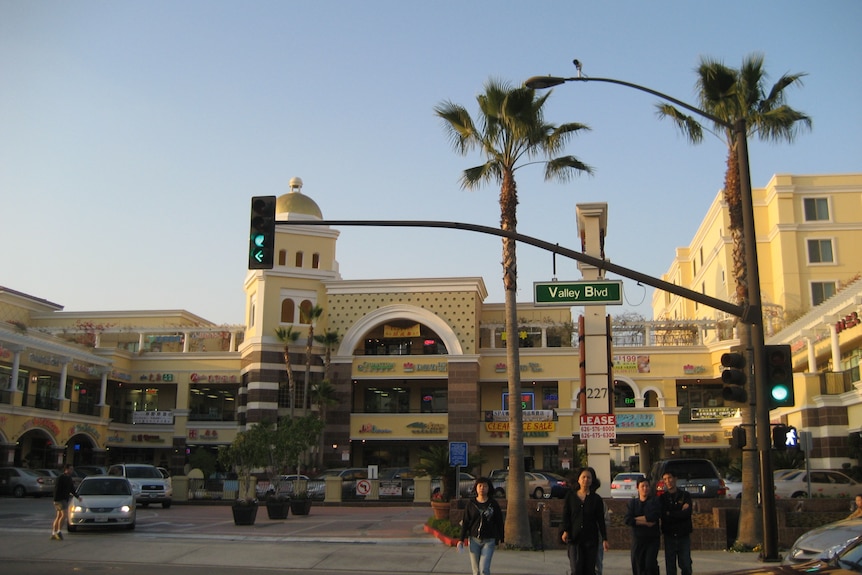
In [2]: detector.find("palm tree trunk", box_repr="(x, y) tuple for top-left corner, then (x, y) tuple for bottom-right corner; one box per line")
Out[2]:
(725, 145), (762, 546)
(500, 171), (530, 549)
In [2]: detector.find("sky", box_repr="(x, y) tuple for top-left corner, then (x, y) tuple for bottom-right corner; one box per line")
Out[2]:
(1, 1), (859, 326)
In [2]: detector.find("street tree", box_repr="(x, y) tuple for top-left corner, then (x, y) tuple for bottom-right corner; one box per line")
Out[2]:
(657, 53), (811, 548)
(435, 79), (592, 548)
(274, 326), (300, 418)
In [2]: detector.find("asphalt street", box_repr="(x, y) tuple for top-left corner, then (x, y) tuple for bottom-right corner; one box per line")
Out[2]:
(0, 497), (768, 574)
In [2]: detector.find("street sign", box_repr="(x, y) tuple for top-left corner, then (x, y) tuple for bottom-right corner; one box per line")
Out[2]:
(449, 441), (468, 467)
(534, 280), (623, 306)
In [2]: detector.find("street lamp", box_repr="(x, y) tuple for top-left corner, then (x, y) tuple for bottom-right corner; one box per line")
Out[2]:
(526, 65), (779, 561)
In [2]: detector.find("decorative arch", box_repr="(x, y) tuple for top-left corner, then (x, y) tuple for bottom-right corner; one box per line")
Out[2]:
(337, 304), (464, 357)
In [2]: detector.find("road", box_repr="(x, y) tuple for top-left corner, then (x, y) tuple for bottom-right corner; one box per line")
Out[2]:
(0, 497), (766, 575)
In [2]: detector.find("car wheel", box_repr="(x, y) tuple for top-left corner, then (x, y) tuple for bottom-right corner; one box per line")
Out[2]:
(533, 488), (545, 499)
(736, 493), (742, 499)
(494, 488), (506, 498)
(68, 524), (77, 533)
(162, 501), (171, 509)
(792, 492), (809, 498)
(12, 485), (25, 498)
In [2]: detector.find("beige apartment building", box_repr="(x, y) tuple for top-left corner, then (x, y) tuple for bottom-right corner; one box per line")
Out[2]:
(1, 173), (861, 483)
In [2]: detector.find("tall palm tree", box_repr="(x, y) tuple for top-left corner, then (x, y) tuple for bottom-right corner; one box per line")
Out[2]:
(657, 53), (811, 548)
(302, 304), (324, 415)
(436, 79), (592, 548)
(314, 329), (341, 381)
(274, 326), (300, 418)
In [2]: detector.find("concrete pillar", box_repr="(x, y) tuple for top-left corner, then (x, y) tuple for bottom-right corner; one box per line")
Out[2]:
(8, 344), (24, 392)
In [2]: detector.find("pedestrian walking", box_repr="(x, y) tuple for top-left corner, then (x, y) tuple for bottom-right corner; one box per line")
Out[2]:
(592, 477), (609, 575)
(561, 467), (609, 575)
(51, 463), (79, 540)
(457, 476), (504, 575)
(659, 470), (693, 575)
(624, 477), (661, 575)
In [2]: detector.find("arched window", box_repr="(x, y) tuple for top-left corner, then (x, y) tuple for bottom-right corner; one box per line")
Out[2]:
(295, 251), (303, 267)
(278, 249), (286, 266)
(613, 380), (635, 409)
(281, 299), (295, 323)
(312, 253), (320, 269)
(645, 390), (659, 408)
(299, 300), (313, 324)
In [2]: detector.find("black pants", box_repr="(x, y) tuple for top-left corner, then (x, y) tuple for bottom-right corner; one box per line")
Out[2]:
(567, 539), (599, 575)
(630, 535), (660, 575)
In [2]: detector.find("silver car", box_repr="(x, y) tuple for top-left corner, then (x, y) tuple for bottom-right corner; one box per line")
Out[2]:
(0, 467), (54, 497)
(774, 469), (859, 499)
(68, 476), (136, 532)
(782, 518), (862, 564)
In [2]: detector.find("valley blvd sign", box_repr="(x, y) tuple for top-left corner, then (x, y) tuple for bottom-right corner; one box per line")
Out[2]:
(534, 280), (623, 306)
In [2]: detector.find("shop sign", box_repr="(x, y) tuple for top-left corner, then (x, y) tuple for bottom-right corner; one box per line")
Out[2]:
(380, 480), (402, 497)
(188, 429), (220, 440)
(20, 417), (61, 438)
(494, 362), (543, 373)
(356, 362), (396, 373)
(107, 434), (125, 443)
(682, 433), (719, 444)
(484, 410), (555, 422)
(402, 361), (447, 373)
(406, 422), (446, 434)
(383, 323), (420, 338)
(836, 311), (860, 334)
(139, 373), (175, 382)
(690, 407), (738, 420)
(190, 373), (238, 383)
(133, 411), (174, 425)
(683, 364), (708, 375)
(68, 423), (101, 440)
(485, 421), (556, 433)
(358, 423), (392, 434)
(28, 352), (63, 367)
(616, 413), (655, 428)
(131, 434), (166, 443)
(612, 355), (651, 374)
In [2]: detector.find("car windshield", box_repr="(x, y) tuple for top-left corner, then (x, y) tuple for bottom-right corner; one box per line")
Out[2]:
(79, 479), (131, 496)
(835, 537), (862, 571)
(616, 474), (642, 481)
(125, 466), (161, 479)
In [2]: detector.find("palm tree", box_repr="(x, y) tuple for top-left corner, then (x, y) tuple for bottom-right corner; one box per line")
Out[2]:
(302, 304), (324, 415)
(657, 53), (811, 548)
(274, 326), (300, 418)
(311, 380), (339, 468)
(436, 79), (592, 548)
(314, 329), (341, 381)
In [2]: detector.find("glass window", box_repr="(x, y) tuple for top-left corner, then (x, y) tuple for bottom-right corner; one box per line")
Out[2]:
(420, 388), (447, 413)
(807, 239), (834, 264)
(312, 253), (320, 269)
(812, 281), (837, 306)
(281, 299), (295, 323)
(541, 386), (559, 410)
(803, 197), (829, 221)
(613, 381), (635, 409)
(363, 386), (410, 413)
(295, 251), (303, 267)
(189, 385), (238, 421)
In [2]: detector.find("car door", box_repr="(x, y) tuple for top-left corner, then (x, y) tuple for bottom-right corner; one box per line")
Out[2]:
(826, 471), (854, 497)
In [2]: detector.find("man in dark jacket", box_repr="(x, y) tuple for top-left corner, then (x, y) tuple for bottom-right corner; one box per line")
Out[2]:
(625, 477), (661, 575)
(52, 463), (79, 540)
(659, 470), (693, 575)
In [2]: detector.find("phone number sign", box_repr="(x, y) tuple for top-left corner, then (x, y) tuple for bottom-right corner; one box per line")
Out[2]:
(579, 414), (617, 440)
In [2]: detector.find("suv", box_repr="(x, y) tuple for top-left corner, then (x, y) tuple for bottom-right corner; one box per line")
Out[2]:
(108, 463), (172, 508)
(650, 458), (727, 499)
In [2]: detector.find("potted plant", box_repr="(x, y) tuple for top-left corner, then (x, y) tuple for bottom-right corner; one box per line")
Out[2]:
(416, 445), (485, 519)
(265, 414), (324, 518)
(218, 424), (269, 525)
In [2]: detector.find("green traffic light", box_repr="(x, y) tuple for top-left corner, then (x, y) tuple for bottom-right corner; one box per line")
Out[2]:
(771, 385), (789, 402)
(253, 233), (266, 247)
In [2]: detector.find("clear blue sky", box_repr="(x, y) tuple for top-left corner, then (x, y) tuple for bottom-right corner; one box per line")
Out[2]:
(1, 1), (859, 325)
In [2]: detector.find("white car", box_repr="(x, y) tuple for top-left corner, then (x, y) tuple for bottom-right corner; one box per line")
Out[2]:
(68, 476), (136, 532)
(724, 477), (742, 499)
(774, 469), (859, 499)
(610, 473), (646, 499)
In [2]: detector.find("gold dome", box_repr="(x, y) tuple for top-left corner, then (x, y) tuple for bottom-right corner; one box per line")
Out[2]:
(276, 177), (322, 219)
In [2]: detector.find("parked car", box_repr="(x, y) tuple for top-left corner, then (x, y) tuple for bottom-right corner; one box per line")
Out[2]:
(723, 534), (862, 574)
(610, 472), (646, 499)
(650, 458), (727, 498)
(0, 467), (55, 497)
(725, 476), (743, 499)
(774, 470), (859, 499)
(256, 474), (309, 498)
(309, 468), (368, 500)
(783, 518), (862, 565)
(491, 471), (561, 499)
(107, 463), (172, 508)
(75, 465), (107, 477)
(68, 475), (136, 532)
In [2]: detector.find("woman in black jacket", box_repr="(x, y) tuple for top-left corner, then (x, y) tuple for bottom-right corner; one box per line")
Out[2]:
(457, 476), (504, 575)
(561, 467), (609, 575)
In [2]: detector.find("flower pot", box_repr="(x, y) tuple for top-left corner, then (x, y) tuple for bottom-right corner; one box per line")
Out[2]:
(430, 500), (450, 520)
(231, 501), (259, 525)
(266, 499), (290, 520)
(290, 499), (312, 516)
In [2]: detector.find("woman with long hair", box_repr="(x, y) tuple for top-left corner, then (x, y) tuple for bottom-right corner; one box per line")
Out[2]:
(457, 476), (504, 575)
(561, 467), (609, 575)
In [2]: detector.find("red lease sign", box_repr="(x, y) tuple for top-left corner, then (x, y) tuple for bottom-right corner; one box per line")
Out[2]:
(580, 414), (616, 426)
(579, 414), (617, 440)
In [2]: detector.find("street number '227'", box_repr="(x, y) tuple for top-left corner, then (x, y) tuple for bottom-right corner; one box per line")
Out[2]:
(584, 387), (608, 399)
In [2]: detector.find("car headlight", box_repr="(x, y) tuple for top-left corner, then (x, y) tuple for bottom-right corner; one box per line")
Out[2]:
(71, 505), (84, 513)
(120, 505), (131, 513)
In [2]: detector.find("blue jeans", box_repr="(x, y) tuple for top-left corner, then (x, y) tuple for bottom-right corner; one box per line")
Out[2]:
(664, 534), (693, 575)
(468, 537), (496, 575)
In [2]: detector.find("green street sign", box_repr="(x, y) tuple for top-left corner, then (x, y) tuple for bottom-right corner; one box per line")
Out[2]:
(534, 280), (623, 306)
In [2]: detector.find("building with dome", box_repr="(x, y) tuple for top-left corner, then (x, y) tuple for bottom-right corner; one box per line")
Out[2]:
(2, 173), (862, 492)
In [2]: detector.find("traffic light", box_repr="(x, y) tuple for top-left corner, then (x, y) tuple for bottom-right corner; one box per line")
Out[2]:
(248, 196), (276, 269)
(772, 425), (799, 451)
(765, 344), (795, 410)
(731, 425), (747, 449)
(721, 347), (748, 403)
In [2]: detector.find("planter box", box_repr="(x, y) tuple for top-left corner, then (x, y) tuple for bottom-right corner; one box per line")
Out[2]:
(290, 499), (312, 515)
(266, 499), (290, 520)
(231, 502), (259, 525)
